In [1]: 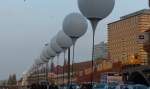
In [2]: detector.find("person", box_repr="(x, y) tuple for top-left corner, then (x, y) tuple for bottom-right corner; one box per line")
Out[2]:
(30, 84), (36, 89)
(69, 86), (73, 89)
(124, 86), (129, 89)
(49, 82), (58, 89)
(26, 85), (30, 89)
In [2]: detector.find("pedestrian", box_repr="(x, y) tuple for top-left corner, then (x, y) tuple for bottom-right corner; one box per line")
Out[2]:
(30, 84), (36, 89)
(49, 82), (58, 89)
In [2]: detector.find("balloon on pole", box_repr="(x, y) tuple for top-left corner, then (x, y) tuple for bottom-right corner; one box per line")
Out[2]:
(78, 0), (115, 83)
(56, 30), (73, 50)
(63, 13), (88, 43)
(63, 13), (88, 82)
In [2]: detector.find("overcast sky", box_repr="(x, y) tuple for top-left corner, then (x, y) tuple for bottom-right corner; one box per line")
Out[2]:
(0, 0), (148, 80)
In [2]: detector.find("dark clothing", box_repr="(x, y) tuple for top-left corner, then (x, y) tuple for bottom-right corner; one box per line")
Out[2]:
(30, 84), (37, 89)
(49, 85), (58, 89)
(69, 86), (73, 89)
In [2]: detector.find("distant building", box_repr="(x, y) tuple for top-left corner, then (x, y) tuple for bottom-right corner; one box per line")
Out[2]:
(108, 9), (150, 65)
(55, 58), (113, 83)
(94, 42), (108, 59)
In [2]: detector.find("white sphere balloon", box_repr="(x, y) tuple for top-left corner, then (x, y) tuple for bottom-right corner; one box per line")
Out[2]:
(35, 58), (45, 65)
(41, 47), (51, 59)
(47, 44), (56, 58)
(78, 0), (115, 19)
(56, 31), (73, 49)
(63, 13), (88, 38)
(40, 54), (49, 63)
(51, 36), (63, 54)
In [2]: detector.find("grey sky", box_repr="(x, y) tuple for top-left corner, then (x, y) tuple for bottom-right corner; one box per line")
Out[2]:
(0, 0), (148, 79)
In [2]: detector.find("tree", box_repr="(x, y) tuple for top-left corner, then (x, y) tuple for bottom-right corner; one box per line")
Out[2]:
(7, 74), (17, 85)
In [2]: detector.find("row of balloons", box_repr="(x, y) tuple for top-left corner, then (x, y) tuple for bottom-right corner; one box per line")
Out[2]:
(24, 0), (115, 82)
(25, 12), (88, 79)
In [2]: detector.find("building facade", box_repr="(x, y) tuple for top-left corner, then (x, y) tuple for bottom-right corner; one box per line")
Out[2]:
(108, 9), (150, 65)
(94, 42), (108, 59)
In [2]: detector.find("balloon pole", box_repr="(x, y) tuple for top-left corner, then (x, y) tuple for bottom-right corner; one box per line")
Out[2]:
(50, 59), (53, 83)
(71, 38), (77, 83)
(68, 48), (71, 85)
(88, 18), (100, 87)
(37, 65), (39, 83)
(56, 55), (60, 85)
(46, 62), (48, 81)
(63, 51), (66, 86)
(71, 44), (75, 83)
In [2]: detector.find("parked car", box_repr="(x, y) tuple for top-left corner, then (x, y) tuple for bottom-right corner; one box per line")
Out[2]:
(116, 84), (148, 89)
(39, 80), (49, 85)
(133, 84), (147, 89)
(93, 83), (118, 89)
(93, 83), (109, 89)
(116, 84), (134, 89)
(63, 83), (80, 89)
(80, 82), (97, 89)
(108, 82), (118, 89)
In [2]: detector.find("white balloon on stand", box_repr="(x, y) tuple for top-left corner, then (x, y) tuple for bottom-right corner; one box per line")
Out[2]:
(78, 0), (115, 83)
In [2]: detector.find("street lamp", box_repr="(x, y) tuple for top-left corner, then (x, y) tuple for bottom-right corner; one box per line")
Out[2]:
(63, 13), (88, 82)
(51, 36), (63, 84)
(56, 30), (73, 84)
(78, 0), (115, 83)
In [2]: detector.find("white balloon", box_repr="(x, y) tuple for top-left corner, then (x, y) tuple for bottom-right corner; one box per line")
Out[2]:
(41, 47), (51, 59)
(40, 54), (49, 63)
(35, 58), (45, 65)
(51, 36), (63, 54)
(56, 31), (73, 49)
(63, 13), (88, 38)
(47, 44), (56, 57)
(78, 0), (115, 19)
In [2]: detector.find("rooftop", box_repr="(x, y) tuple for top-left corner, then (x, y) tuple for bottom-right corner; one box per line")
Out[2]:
(121, 9), (150, 20)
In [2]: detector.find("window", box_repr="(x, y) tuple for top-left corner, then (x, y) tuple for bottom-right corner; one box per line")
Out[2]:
(138, 35), (145, 39)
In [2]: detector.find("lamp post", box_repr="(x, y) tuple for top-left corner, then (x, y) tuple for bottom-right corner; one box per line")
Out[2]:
(56, 30), (73, 85)
(63, 13), (88, 82)
(78, 0), (115, 84)
(51, 36), (63, 84)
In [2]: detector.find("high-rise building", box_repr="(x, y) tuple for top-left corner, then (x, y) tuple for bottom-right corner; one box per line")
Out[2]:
(94, 42), (108, 59)
(108, 9), (150, 65)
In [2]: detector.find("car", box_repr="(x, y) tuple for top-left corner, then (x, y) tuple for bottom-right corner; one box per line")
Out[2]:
(116, 84), (134, 89)
(80, 82), (97, 89)
(63, 83), (80, 89)
(93, 83), (118, 89)
(93, 83), (109, 89)
(133, 84), (148, 89)
(116, 84), (148, 89)
(108, 82), (118, 89)
(39, 80), (49, 85)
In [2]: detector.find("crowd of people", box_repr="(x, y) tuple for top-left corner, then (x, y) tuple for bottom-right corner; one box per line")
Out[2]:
(21, 82), (59, 89)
